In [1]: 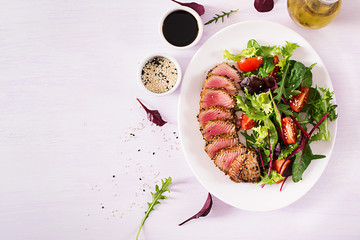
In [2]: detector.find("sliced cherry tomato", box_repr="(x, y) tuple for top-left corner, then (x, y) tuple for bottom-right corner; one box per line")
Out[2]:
(289, 88), (309, 112)
(272, 158), (291, 176)
(237, 56), (263, 72)
(282, 117), (297, 144)
(269, 55), (280, 79)
(240, 114), (258, 130)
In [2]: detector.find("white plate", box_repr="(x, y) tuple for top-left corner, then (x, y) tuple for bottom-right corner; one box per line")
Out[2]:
(178, 20), (337, 211)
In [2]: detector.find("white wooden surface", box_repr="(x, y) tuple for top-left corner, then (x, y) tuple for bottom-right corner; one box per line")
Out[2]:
(0, 0), (359, 239)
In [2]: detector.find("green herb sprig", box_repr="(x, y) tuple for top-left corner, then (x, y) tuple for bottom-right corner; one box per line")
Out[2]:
(205, 9), (239, 25)
(136, 177), (172, 240)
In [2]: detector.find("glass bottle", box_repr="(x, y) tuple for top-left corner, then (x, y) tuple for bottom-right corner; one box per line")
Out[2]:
(287, 0), (342, 29)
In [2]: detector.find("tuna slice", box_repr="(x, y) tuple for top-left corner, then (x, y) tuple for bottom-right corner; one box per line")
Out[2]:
(200, 88), (235, 109)
(203, 74), (238, 96)
(208, 62), (243, 89)
(213, 144), (247, 174)
(201, 119), (236, 141)
(197, 106), (234, 127)
(229, 150), (261, 183)
(205, 133), (239, 158)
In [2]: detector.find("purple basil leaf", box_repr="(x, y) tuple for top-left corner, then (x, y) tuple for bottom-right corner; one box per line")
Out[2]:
(170, 0), (205, 16)
(178, 193), (212, 226)
(254, 0), (274, 13)
(136, 98), (167, 127)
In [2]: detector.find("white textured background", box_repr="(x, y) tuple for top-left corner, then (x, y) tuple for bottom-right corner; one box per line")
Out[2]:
(0, 0), (359, 239)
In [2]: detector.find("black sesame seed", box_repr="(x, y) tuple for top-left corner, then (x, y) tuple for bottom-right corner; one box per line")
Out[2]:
(102, 206), (104, 209)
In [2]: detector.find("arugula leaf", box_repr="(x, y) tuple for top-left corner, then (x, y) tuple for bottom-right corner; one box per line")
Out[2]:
(136, 177), (172, 240)
(257, 170), (285, 186)
(265, 118), (278, 157)
(292, 145), (325, 182)
(277, 103), (293, 116)
(241, 131), (257, 149)
(274, 60), (290, 102)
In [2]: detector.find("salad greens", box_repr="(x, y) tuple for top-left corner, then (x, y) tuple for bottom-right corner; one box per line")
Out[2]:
(225, 39), (337, 185)
(136, 177), (172, 240)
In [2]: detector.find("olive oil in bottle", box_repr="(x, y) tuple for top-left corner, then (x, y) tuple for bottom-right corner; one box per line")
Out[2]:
(287, 0), (341, 29)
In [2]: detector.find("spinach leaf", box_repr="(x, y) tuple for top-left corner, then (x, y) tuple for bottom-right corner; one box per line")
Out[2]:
(292, 144), (325, 182)
(302, 63), (316, 88)
(287, 61), (307, 90)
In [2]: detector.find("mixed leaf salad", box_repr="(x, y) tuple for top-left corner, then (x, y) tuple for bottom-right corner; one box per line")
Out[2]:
(224, 39), (337, 187)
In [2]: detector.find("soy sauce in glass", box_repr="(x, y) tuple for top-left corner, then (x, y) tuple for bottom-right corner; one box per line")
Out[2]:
(162, 10), (199, 47)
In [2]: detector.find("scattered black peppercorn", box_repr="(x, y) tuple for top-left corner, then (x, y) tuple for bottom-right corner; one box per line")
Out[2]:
(153, 152), (155, 155)
(102, 206), (104, 209)
(139, 178), (142, 180)
(113, 175), (115, 178)
(138, 149), (141, 152)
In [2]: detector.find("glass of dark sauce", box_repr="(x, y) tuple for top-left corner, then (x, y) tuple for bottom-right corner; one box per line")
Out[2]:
(160, 7), (203, 48)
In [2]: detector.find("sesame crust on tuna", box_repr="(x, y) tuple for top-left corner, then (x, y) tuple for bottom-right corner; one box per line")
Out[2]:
(200, 119), (237, 141)
(206, 62), (243, 89)
(197, 106), (235, 125)
(205, 133), (239, 159)
(212, 144), (247, 174)
(199, 88), (236, 109)
(229, 150), (261, 183)
(202, 74), (238, 96)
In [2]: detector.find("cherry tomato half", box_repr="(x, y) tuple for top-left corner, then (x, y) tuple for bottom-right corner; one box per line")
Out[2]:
(237, 56), (264, 72)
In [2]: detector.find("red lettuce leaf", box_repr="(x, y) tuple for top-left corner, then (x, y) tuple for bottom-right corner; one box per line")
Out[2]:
(136, 98), (167, 127)
(178, 193), (212, 226)
(170, 0), (205, 16)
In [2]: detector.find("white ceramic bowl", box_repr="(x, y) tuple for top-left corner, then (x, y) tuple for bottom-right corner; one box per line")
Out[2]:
(138, 53), (182, 96)
(159, 6), (203, 49)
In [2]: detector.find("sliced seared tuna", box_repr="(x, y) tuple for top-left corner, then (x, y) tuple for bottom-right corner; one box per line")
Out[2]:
(229, 150), (261, 183)
(201, 119), (236, 141)
(203, 74), (238, 96)
(197, 106), (234, 127)
(205, 133), (239, 158)
(200, 88), (235, 109)
(208, 62), (243, 89)
(213, 144), (247, 174)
